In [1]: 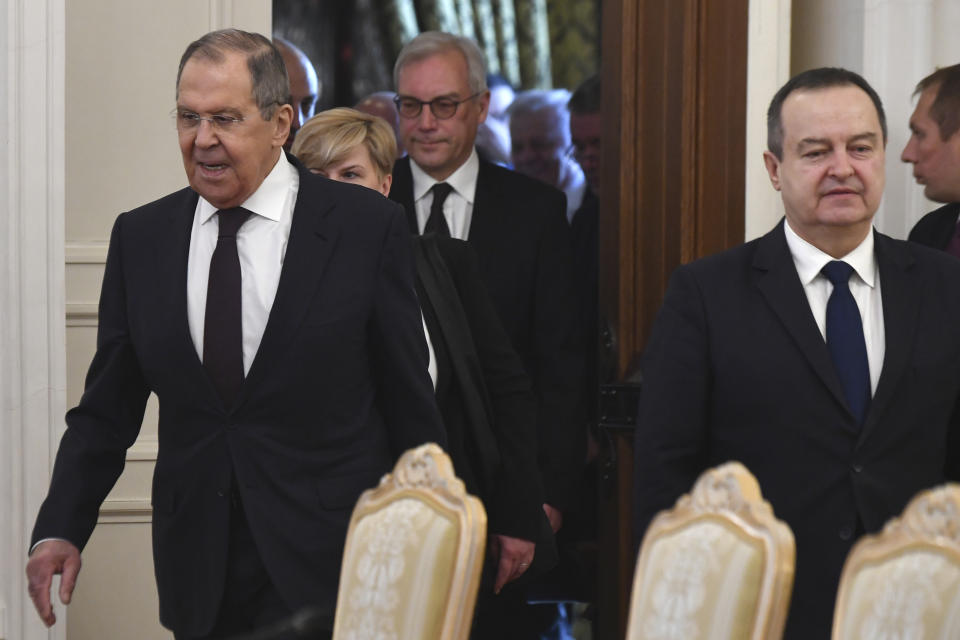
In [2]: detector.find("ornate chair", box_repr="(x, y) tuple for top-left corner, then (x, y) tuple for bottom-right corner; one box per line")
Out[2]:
(331, 443), (487, 640)
(627, 462), (796, 640)
(832, 483), (960, 639)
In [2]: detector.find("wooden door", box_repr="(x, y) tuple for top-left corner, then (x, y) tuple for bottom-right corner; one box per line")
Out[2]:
(596, 0), (749, 636)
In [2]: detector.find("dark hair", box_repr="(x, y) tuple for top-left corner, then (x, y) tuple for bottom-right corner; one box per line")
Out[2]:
(176, 28), (291, 120)
(913, 63), (960, 141)
(766, 67), (887, 159)
(568, 74), (601, 115)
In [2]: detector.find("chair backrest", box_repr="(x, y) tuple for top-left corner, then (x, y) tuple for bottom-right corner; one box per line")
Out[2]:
(832, 483), (960, 640)
(627, 462), (795, 640)
(331, 443), (487, 640)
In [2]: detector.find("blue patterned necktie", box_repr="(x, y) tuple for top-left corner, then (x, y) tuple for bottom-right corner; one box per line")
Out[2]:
(822, 260), (871, 425)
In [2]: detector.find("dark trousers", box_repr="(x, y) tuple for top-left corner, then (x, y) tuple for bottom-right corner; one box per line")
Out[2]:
(174, 496), (330, 640)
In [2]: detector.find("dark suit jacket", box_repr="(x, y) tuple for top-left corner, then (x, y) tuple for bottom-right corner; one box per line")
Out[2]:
(391, 156), (584, 510)
(908, 201), (960, 250)
(634, 220), (960, 639)
(32, 159), (446, 636)
(413, 236), (558, 576)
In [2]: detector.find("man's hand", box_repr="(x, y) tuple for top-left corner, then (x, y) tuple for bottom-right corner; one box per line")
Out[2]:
(543, 503), (563, 533)
(26, 539), (81, 627)
(489, 534), (535, 594)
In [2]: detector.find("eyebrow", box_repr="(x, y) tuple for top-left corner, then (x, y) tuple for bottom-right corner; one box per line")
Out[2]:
(797, 132), (879, 149)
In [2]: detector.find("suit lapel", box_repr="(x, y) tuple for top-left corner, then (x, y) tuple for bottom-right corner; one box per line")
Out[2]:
(467, 160), (506, 256)
(155, 189), (221, 403)
(240, 167), (339, 399)
(389, 157), (418, 233)
(752, 221), (854, 427)
(859, 232), (920, 443)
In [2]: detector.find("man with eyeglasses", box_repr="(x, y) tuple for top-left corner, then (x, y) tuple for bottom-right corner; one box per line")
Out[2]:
(26, 29), (443, 640)
(388, 30), (584, 638)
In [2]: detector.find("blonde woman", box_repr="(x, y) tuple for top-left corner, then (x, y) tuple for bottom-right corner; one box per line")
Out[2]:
(292, 108), (556, 601)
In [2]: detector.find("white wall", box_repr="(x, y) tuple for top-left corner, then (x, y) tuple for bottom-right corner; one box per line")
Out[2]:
(745, 0), (792, 240)
(2, 0), (67, 638)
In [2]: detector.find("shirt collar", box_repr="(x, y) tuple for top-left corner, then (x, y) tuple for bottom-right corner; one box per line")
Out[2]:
(410, 147), (480, 204)
(198, 152), (296, 225)
(784, 219), (877, 288)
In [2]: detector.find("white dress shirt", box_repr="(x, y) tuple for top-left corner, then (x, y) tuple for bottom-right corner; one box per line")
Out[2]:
(410, 148), (480, 240)
(186, 153), (298, 373)
(784, 221), (885, 394)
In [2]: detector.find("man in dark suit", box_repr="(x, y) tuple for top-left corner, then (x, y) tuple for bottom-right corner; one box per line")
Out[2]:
(634, 68), (960, 639)
(387, 31), (583, 635)
(902, 63), (960, 253)
(26, 29), (444, 640)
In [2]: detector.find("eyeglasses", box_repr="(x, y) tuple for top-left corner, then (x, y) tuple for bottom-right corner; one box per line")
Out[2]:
(394, 92), (484, 120)
(173, 109), (246, 133)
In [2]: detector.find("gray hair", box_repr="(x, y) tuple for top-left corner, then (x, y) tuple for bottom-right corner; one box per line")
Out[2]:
(176, 28), (291, 120)
(393, 31), (488, 95)
(508, 89), (573, 143)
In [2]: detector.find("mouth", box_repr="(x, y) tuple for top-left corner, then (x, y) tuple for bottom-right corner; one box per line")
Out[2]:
(822, 188), (860, 198)
(197, 161), (229, 176)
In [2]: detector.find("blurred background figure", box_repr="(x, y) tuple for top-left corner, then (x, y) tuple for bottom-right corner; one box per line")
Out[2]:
(273, 36), (320, 151)
(568, 74), (601, 200)
(354, 91), (405, 158)
(291, 107), (549, 611)
(509, 89), (586, 222)
(476, 73), (516, 166)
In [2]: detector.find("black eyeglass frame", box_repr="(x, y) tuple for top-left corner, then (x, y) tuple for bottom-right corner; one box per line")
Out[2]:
(393, 91), (485, 120)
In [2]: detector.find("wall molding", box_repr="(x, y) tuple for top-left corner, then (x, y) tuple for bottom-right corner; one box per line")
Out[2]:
(65, 242), (107, 264)
(98, 500), (153, 524)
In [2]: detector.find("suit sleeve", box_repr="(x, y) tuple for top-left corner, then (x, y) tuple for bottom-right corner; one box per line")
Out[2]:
(633, 264), (711, 544)
(371, 203), (447, 456)
(533, 193), (586, 511)
(446, 241), (543, 541)
(31, 214), (151, 551)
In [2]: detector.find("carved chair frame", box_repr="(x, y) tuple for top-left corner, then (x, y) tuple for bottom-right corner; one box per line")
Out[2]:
(628, 461), (796, 640)
(332, 443), (487, 640)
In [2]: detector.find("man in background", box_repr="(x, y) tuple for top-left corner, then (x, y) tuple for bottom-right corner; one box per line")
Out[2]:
(509, 89), (587, 223)
(903, 63), (960, 252)
(355, 91), (404, 157)
(388, 30), (583, 637)
(27, 29), (442, 640)
(274, 37), (319, 150)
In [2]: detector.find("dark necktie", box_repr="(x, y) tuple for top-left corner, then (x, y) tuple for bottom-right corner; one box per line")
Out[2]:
(424, 182), (453, 237)
(822, 260), (871, 425)
(945, 222), (960, 259)
(203, 207), (251, 407)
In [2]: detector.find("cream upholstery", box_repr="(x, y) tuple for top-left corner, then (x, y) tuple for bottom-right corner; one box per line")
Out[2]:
(332, 443), (486, 640)
(627, 462), (795, 640)
(832, 483), (960, 640)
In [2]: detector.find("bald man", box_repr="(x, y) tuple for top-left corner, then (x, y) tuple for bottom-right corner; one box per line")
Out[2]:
(274, 37), (319, 150)
(355, 91), (404, 157)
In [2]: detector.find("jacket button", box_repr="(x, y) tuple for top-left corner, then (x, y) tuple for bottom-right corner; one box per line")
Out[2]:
(839, 525), (854, 541)
(217, 489), (226, 498)
(851, 464), (863, 473)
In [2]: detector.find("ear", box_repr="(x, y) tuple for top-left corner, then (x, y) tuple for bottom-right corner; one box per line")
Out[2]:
(475, 90), (491, 125)
(763, 150), (782, 191)
(272, 104), (295, 147)
(379, 173), (393, 197)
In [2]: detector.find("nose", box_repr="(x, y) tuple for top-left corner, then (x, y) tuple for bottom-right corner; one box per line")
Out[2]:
(828, 151), (854, 179)
(417, 106), (437, 130)
(194, 118), (218, 148)
(901, 136), (916, 164)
